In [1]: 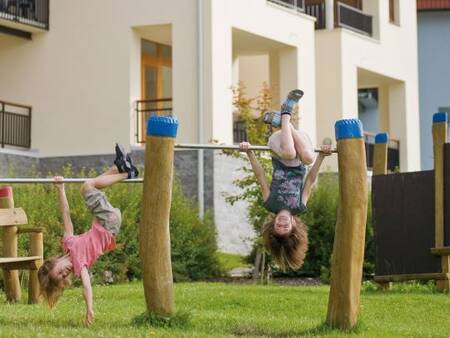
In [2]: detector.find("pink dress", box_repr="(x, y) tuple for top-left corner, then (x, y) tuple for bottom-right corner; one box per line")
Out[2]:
(62, 221), (116, 277)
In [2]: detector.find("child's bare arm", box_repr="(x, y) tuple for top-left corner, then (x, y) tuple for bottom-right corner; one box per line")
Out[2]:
(239, 142), (270, 201)
(80, 266), (94, 327)
(54, 176), (74, 236)
(301, 145), (332, 205)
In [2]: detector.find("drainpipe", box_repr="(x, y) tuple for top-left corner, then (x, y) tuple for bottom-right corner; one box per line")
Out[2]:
(197, 0), (205, 218)
(325, 0), (334, 30)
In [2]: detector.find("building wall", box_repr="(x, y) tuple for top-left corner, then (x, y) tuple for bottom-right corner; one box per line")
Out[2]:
(315, 0), (421, 171)
(0, 0), (198, 157)
(0, 0), (316, 157)
(205, 0), (317, 145)
(417, 11), (450, 170)
(213, 152), (254, 254)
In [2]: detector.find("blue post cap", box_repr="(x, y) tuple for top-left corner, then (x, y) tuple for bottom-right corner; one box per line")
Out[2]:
(335, 119), (364, 140)
(147, 115), (178, 137)
(433, 112), (448, 124)
(375, 132), (389, 144)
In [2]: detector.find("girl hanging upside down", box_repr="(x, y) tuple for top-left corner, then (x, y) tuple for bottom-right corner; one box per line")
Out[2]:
(38, 144), (138, 327)
(239, 90), (332, 271)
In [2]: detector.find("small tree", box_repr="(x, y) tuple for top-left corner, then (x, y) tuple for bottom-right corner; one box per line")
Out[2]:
(224, 82), (279, 282)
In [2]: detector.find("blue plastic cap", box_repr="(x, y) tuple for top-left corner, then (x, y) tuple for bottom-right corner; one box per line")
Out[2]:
(433, 112), (448, 124)
(335, 119), (364, 140)
(147, 115), (178, 137)
(375, 132), (389, 144)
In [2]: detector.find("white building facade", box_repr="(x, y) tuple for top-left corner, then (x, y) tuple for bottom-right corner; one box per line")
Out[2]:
(0, 0), (421, 253)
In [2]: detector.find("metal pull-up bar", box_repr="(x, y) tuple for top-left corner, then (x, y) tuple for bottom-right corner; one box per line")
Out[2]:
(175, 143), (337, 153)
(0, 178), (144, 184)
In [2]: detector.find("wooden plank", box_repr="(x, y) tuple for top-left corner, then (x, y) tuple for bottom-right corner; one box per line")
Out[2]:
(0, 256), (42, 270)
(17, 227), (45, 234)
(444, 144), (450, 246)
(374, 272), (450, 283)
(431, 247), (450, 256)
(0, 208), (27, 226)
(373, 171), (441, 276)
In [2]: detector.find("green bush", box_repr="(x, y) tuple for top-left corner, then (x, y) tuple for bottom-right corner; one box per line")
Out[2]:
(7, 166), (220, 284)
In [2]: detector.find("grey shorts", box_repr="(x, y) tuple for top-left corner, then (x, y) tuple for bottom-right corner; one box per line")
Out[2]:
(84, 188), (121, 236)
(268, 131), (303, 167)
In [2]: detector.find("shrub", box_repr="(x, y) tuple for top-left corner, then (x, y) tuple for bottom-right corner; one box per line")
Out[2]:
(6, 166), (220, 284)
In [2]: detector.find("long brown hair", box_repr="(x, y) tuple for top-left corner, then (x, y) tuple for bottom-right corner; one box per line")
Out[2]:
(37, 256), (69, 308)
(262, 216), (308, 271)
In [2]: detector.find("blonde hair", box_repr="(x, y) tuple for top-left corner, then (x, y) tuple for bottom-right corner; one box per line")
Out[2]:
(38, 256), (70, 308)
(262, 216), (308, 271)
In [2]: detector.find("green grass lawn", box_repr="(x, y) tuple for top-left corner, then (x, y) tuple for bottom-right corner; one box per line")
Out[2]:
(0, 282), (449, 337)
(217, 252), (250, 272)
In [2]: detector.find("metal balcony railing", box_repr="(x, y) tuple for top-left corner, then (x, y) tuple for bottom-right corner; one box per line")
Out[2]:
(337, 1), (372, 36)
(364, 132), (400, 171)
(0, 0), (49, 30)
(136, 98), (172, 144)
(305, 1), (326, 29)
(0, 100), (32, 149)
(268, 0), (305, 12)
(233, 121), (248, 144)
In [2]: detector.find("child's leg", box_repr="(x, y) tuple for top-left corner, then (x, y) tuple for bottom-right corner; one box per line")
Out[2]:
(81, 166), (127, 195)
(278, 114), (297, 160)
(289, 125), (315, 165)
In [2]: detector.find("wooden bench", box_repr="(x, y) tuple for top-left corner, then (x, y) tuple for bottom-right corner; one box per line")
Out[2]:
(0, 256), (43, 270)
(0, 190), (44, 304)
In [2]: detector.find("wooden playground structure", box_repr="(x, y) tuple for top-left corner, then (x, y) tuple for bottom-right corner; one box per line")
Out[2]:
(372, 112), (449, 292)
(0, 186), (44, 303)
(0, 114), (372, 330)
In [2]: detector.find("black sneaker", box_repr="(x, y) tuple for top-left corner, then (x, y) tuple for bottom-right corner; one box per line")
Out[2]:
(123, 152), (139, 178)
(127, 165), (139, 179)
(280, 89), (304, 116)
(114, 143), (130, 173)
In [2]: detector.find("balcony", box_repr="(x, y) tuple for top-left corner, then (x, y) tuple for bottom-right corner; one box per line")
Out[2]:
(0, 100), (32, 149)
(268, 0), (305, 12)
(336, 2), (372, 36)
(136, 98), (172, 144)
(0, 0), (49, 38)
(295, 1), (373, 36)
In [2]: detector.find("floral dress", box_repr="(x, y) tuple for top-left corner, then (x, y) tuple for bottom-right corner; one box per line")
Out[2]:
(263, 158), (307, 215)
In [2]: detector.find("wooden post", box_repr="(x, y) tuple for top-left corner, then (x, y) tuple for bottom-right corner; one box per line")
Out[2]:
(28, 230), (43, 304)
(373, 133), (389, 176)
(0, 186), (21, 302)
(140, 116), (178, 316)
(432, 112), (450, 293)
(372, 132), (391, 291)
(327, 119), (368, 329)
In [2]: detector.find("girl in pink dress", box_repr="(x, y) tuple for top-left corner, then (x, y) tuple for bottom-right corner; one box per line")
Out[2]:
(38, 145), (138, 326)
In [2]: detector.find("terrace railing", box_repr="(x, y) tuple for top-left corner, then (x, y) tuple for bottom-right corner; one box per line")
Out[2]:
(268, 0), (305, 12)
(136, 98), (172, 144)
(0, 100), (32, 149)
(364, 132), (400, 172)
(0, 0), (49, 30)
(305, 1), (326, 29)
(233, 121), (248, 143)
(336, 1), (372, 36)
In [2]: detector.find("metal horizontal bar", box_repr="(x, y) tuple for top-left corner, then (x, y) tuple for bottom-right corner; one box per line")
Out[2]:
(0, 178), (143, 184)
(175, 143), (337, 153)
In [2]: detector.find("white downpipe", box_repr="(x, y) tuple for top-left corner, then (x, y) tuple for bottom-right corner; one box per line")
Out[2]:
(325, 0), (334, 30)
(197, 0), (205, 218)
